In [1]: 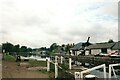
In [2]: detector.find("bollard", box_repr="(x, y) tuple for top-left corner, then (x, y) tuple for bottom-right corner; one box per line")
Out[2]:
(47, 58), (50, 72)
(85, 74), (96, 80)
(69, 58), (72, 69)
(55, 62), (58, 78)
(74, 72), (81, 80)
(60, 56), (63, 64)
(16, 55), (21, 62)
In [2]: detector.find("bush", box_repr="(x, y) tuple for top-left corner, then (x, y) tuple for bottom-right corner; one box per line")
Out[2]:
(28, 59), (47, 67)
(4, 55), (16, 62)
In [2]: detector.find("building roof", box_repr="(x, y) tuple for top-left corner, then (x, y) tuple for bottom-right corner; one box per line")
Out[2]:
(71, 42), (84, 50)
(112, 41), (120, 50)
(87, 42), (115, 49)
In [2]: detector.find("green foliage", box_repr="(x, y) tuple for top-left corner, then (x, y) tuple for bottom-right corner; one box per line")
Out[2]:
(2, 42), (14, 53)
(58, 71), (74, 79)
(59, 62), (69, 70)
(48, 52), (55, 56)
(58, 62), (74, 79)
(48, 71), (54, 79)
(2, 42), (33, 53)
(4, 54), (16, 62)
(17, 52), (28, 57)
(27, 47), (32, 52)
(108, 39), (114, 43)
(20, 46), (27, 52)
(14, 44), (20, 52)
(28, 59), (47, 67)
(50, 43), (59, 53)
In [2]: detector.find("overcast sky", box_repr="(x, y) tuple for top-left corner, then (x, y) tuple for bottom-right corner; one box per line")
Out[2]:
(0, 0), (119, 48)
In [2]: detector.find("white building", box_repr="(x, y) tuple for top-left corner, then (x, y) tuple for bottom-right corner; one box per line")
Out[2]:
(87, 42), (116, 55)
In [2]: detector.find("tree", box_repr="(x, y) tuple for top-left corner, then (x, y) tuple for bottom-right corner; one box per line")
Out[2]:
(61, 44), (65, 51)
(108, 39), (114, 43)
(39, 47), (46, 51)
(65, 44), (74, 53)
(14, 44), (20, 52)
(2, 42), (33, 57)
(20, 46), (27, 52)
(27, 47), (32, 52)
(2, 42), (14, 52)
(50, 43), (57, 52)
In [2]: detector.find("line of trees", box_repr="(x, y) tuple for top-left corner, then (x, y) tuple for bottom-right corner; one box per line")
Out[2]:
(49, 43), (74, 54)
(2, 42), (32, 53)
(2, 42), (74, 56)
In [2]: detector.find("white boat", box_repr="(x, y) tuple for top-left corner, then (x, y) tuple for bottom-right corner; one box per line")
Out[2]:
(29, 55), (48, 61)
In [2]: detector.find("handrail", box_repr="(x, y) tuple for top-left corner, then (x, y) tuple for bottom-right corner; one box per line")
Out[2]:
(109, 63), (120, 79)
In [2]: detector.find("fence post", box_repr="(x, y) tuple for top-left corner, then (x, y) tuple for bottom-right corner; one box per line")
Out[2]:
(55, 62), (58, 78)
(103, 64), (107, 79)
(69, 58), (72, 69)
(109, 63), (120, 79)
(55, 56), (58, 63)
(61, 56), (63, 64)
(2, 49), (5, 60)
(47, 58), (50, 72)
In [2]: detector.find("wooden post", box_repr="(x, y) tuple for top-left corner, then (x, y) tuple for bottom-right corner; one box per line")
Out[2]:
(55, 56), (57, 63)
(69, 58), (72, 69)
(2, 49), (5, 60)
(55, 62), (58, 78)
(75, 51), (77, 65)
(103, 64), (107, 79)
(60, 56), (63, 64)
(70, 50), (72, 55)
(47, 58), (50, 72)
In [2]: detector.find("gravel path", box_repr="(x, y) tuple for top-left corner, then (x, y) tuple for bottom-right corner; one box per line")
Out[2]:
(2, 61), (49, 78)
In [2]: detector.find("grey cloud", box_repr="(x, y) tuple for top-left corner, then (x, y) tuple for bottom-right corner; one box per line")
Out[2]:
(0, 1), (50, 28)
(42, 26), (60, 36)
(0, 0), (118, 47)
(23, 16), (49, 27)
(1, 13), (49, 28)
(59, 34), (75, 42)
(0, 30), (8, 34)
(64, 23), (117, 43)
(103, 3), (118, 17)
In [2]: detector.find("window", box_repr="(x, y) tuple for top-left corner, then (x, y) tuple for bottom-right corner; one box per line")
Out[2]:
(101, 48), (107, 53)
